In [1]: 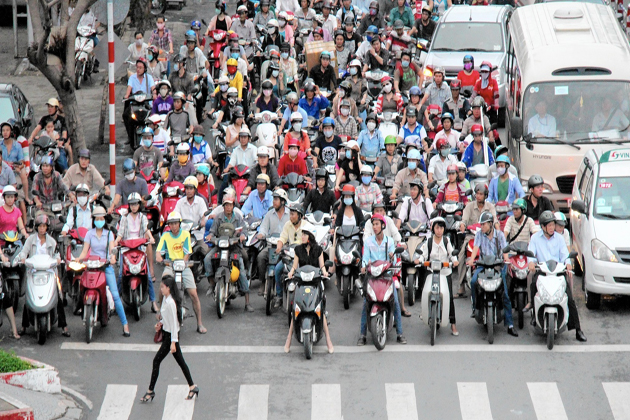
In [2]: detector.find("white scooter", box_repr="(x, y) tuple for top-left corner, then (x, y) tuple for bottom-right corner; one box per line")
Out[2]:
(74, 25), (96, 89)
(254, 111), (280, 164)
(24, 254), (60, 345)
(378, 112), (400, 140)
(304, 211), (333, 254)
(533, 253), (576, 350)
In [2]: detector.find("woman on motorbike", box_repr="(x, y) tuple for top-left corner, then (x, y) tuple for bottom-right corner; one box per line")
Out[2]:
(225, 107), (247, 152)
(256, 80), (281, 114)
(334, 140), (363, 192)
(195, 164), (215, 206)
(166, 143), (196, 183)
(334, 184), (365, 229)
(279, 43), (298, 92)
(435, 164), (468, 204)
(375, 75), (404, 114)
(332, 80), (358, 120)
(456, 161), (470, 191)
(74, 206), (130, 337)
(401, 85), (422, 126)
(207, 0), (232, 32)
(18, 214), (70, 338)
(284, 222), (334, 353)
(127, 31), (149, 74)
(457, 55), (479, 94)
(265, 60), (285, 98)
(146, 46), (167, 82)
(355, 166), (383, 212)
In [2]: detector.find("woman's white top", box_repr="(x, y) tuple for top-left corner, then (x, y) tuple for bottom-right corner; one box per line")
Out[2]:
(161, 295), (180, 343)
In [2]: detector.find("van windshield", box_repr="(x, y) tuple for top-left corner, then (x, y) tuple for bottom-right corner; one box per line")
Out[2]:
(432, 23), (503, 52)
(594, 176), (630, 220)
(523, 81), (630, 143)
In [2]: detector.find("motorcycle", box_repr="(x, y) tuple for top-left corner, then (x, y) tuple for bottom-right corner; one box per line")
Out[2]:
(461, 223), (481, 288)
(496, 200), (510, 232)
(504, 241), (534, 330)
(400, 221), (428, 306)
(243, 214), (263, 283)
(123, 91), (152, 150)
(280, 173), (307, 208)
(425, 104), (442, 142)
(375, 175), (397, 215)
(472, 254), (506, 345)
(119, 238), (149, 321)
(223, 164), (251, 205)
(264, 234), (281, 316)
(138, 167), (162, 235)
(29, 135), (60, 180)
(60, 227), (89, 306)
(159, 181), (185, 231)
(206, 29), (228, 80)
(79, 256), (112, 343)
(377, 112), (400, 140)
(209, 223), (244, 318)
(253, 111), (280, 164)
(291, 264), (332, 359)
(280, 244), (299, 325)
(365, 70), (386, 103)
(335, 225), (363, 310)
(304, 211), (333, 256)
(435, 200), (465, 250)
(1, 232), (23, 311)
(532, 252), (577, 350)
(179, 218), (207, 284)
(74, 25), (96, 89)
(23, 254), (60, 345)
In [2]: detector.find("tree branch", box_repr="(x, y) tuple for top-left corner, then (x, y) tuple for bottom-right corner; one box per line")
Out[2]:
(46, 0), (62, 10)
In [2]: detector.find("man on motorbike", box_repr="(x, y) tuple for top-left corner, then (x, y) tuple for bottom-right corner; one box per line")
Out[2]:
(133, 128), (163, 175)
(461, 124), (495, 169)
(435, 165), (468, 204)
(391, 149), (428, 203)
(243, 147), (279, 196)
(332, 81), (357, 121)
(166, 92), (194, 143)
(206, 196), (254, 312)
(374, 135), (402, 179)
(242, 174), (274, 219)
(467, 211), (518, 336)
(231, 5), (257, 58)
(358, 213), (407, 345)
(410, 5), (435, 40)
(432, 113), (463, 154)
(33, 156), (70, 210)
(169, 55), (195, 98)
(299, 81), (330, 120)
(296, 0), (316, 28)
(394, 50), (421, 94)
(157, 211), (208, 332)
(0, 148), (16, 189)
(273, 204), (307, 307)
(357, 113), (384, 158)
(179, 30), (210, 80)
(314, 117), (343, 165)
(320, 1), (338, 35)
(337, 0), (358, 27)
(190, 125), (215, 167)
(419, 67), (452, 108)
(332, 31), (352, 75)
(278, 92), (308, 134)
(147, 114), (170, 155)
(61, 184), (92, 235)
(303, 168), (336, 214)
(152, 80), (174, 115)
(397, 177), (433, 229)
(428, 138), (458, 185)
(460, 97), (494, 144)
(363, 35), (390, 73)
(256, 188), (290, 281)
(442, 80), (470, 131)
(355, 166), (383, 212)
(456, 162), (469, 191)
(525, 211), (587, 342)
(524, 174), (554, 221)
(503, 198), (535, 244)
(396, 107), (428, 152)
(27, 98), (68, 149)
(388, 0), (414, 27)
(166, 143), (195, 183)
(471, 61), (500, 125)
(359, 1), (385, 35)
(175, 177), (209, 226)
(108, 159), (149, 213)
(309, 51), (338, 92)
(489, 145), (517, 179)
(488, 155), (525, 206)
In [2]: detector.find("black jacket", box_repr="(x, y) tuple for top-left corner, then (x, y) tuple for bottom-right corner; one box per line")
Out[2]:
(246, 163), (280, 190)
(335, 202), (365, 228)
(304, 188), (336, 214)
(524, 194), (554, 221)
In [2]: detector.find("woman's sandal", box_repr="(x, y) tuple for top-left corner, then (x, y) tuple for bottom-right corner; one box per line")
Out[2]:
(186, 386), (199, 400)
(8, 333), (20, 340)
(140, 390), (155, 403)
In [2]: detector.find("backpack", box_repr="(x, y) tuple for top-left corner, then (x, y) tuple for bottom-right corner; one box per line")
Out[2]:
(427, 235), (452, 260)
(405, 196), (428, 224)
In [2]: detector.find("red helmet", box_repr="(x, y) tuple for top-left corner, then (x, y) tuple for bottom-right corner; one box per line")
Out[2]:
(270, 50), (281, 58)
(381, 75), (392, 84)
(287, 137), (300, 148)
(471, 124), (484, 135)
(436, 138), (449, 150)
(371, 213), (386, 227)
(227, 65), (237, 75)
(450, 79), (461, 89)
(447, 164), (458, 173)
(229, 32), (240, 40)
(341, 184), (356, 195)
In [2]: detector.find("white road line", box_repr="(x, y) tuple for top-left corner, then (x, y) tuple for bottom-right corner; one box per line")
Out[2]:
(60, 342), (630, 353)
(96, 384), (137, 420)
(312, 384), (342, 420)
(237, 384), (269, 420)
(161, 385), (196, 420)
(527, 382), (568, 420)
(604, 383), (630, 420)
(385, 383), (419, 420)
(458, 382), (493, 420)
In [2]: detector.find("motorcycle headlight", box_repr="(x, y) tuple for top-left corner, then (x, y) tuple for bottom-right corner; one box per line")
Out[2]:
(124, 255), (145, 275)
(383, 283), (394, 301)
(442, 203), (457, 213)
(431, 261), (442, 271)
(514, 267), (528, 279)
(479, 278), (501, 292)
(166, 186), (178, 197)
(340, 251), (353, 265)
(33, 273), (50, 285)
(592, 239), (618, 263)
(52, 202), (63, 212)
(214, 32), (223, 41)
(401, 250), (410, 261)
(366, 283), (377, 301)
(301, 271), (315, 282)
(68, 261), (86, 271)
(250, 221), (261, 230)
(218, 239), (229, 248)
(86, 260), (104, 269)
(134, 94), (147, 102)
(173, 260), (186, 271)
(369, 264), (384, 277)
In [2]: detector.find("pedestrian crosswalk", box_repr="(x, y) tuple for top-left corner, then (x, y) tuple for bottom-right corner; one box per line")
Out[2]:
(93, 381), (630, 419)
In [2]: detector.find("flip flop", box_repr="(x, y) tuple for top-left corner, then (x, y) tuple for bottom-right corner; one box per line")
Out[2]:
(8, 333), (21, 340)
(197, 326), (207, 334)
(402, 310), (412, 317)
(454, 292), (467, 299)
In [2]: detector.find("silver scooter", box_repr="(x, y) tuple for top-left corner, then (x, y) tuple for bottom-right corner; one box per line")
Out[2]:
(24, 254), (60, 345)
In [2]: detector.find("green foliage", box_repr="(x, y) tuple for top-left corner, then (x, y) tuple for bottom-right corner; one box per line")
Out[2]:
(0, 350), (33, 373)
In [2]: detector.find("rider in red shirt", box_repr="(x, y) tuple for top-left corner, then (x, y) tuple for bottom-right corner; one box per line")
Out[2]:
(278, 138), (308, 177)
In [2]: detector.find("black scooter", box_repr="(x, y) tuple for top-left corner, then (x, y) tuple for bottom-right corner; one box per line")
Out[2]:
(335, 225), (362, 310)
(473, 255), (506, 344)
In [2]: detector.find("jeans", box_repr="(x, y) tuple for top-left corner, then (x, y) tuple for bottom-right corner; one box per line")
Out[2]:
(275, 261), (285, 296)
(105, 266), (128, 326)
(204, 252), (249, 293)
(57, 148), (69, 172)
(471, 265), (513, 327)
(360, 290), (403, 336)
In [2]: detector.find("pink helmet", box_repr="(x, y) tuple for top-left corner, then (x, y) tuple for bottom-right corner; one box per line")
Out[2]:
(371, 213), (386, 228)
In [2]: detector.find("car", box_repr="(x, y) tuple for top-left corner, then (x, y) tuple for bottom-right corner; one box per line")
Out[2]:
(422, 5), (513, 124)
(0, 83), (34, 135)
(570, 148), (630, 310)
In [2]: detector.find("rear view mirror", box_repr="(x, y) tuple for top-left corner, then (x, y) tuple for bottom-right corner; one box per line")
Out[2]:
(325, 260), (333, 268)
(324, 217), (332, 225)
(571, 200), (587, 215)
(465, 189), (473, 196)
(394, 246), (405, 254)
(430, 210), (438, 218)
(502, 245), (511, 254)
(568, 251), (578, 259)
(452, 249), (459, 256)
(525, 251), (536, 258)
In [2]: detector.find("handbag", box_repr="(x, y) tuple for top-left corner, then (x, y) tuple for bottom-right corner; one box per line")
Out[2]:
(154, 324), (163, 343)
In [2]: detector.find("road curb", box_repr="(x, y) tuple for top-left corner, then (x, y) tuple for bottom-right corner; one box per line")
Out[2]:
(0, 357), (61, 394)
(0, 390), (34, 420)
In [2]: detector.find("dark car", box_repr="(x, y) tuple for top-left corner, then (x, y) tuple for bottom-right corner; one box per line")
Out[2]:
(0, 83), (34, 135)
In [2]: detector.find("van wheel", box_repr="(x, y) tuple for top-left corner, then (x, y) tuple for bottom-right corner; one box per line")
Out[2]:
(585, 288), (601, 310)
(498, 107), (506, 128)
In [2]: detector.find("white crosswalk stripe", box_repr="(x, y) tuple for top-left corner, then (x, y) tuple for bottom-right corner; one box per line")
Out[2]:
(161, 385), (196, 420)
(96, 384), (137, 420)
(457, 382), (493, 420)
(527, 382), (568, 420)
(237, 384), (269, 420)
(604, 382), (630, 420)
(312, 384), (342, 420)
(385, 383), (419, 420)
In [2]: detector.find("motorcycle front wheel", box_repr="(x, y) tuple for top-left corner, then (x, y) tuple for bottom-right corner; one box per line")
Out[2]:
(546, 312), (555, 350)
(37, 315), (47, 345)
(408, 272), (416, 307)
(342, 275), (350, 310)
(517, 293), (525, 330)
(371, 313), (387, 351)
(74, 60), (84, 90)
(265, 276), (274, 316)
(429, 301), (437, 346)
(215, 279), (226, 318)
(85, 303), (94, 344)
(132, 288), (141, 322)
(486, 306), (494, 345)
(303, 330), (313, 360)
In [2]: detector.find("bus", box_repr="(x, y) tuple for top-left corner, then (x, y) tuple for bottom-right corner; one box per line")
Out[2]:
(505, 2), (630, 213)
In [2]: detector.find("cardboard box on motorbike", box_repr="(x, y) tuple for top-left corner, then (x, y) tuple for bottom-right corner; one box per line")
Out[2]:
(305, 41), (337, 74)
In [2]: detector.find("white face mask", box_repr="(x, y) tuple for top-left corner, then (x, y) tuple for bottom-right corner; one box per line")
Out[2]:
(268, 27), (276, 34)
(136, 38), (143, 46)
(338, 90), (345, 98)
(292, 122), (302, 131)
(272, 70), (279, 77)
(263, 89), (272, 97)
(77, 196), (88, 207)
(497, 167), (506, 176)
(160, 87), (169, 97)
(383, 84), (392, 93)
(341, 108), (350, 116)
(367, 121), (376, 131)
(125, 173), (135, 181)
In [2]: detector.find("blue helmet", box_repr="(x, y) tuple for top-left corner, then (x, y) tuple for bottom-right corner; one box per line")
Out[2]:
(496, 155), (510, 166)
(41, 155), (54, 166)
(141, 126), (154, 137)
(322, 117), (335, 127)
(185, 30), (197, 43)
(191, 20), (201, 30)
(407, 149), (421, 161)
(409, 86), (421, 96)
(123, 158), (136, 175)
(463, 54), (474, 68)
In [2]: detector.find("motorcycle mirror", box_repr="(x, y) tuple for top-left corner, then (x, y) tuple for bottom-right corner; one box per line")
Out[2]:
(389, 211), (398, 219)
(452, 249), (459, 256)
(323, 217), (332, 225)
(202, 19), (208, 25)
(454, 215), (462, 221)
(102, 195), (112, 201)
(568, 251), (578, 259)
(525, 251), (536, 258)
(324, 260), (333, 268)
(502, 245), (511, 254)
(465, 189), (473, 196)
(59, 215), (66, 223)
(203, 209), (213, 216)
(104, 179), (111, 186)
(430, 210), (438, 218)
(143, 194), (151, 201)
(147, 221), (154, 231)
(490, 123), (498, 131)
(394, 246), (405, 254)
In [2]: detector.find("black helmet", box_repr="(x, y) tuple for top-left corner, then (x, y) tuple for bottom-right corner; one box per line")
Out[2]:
(539, 210), (555, 227)
(406, 107), (417, 118)
(289, 204), (304, 217)
(233, 106), (244, 119)
(304, 81), (316, 92)
(315, 168), (327, 179)
(261, 79), (273, 90)
(479, 211), (494, 225)
(365, 113), (377, 123)
(372, 202), (385, 212)
(528, 174), (544, 189)
(409, 178), (424, 192)
(474, 184), (488, 198)
(339, 80), (352, 95)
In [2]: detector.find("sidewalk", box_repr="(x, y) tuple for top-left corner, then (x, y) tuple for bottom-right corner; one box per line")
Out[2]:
(0, 383), (82, 420)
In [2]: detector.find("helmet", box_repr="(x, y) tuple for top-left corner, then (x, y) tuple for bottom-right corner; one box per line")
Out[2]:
(341, 184), (355, 196)
(222, 195), (235, 205)
(407, 149), (421, 161)
(339, 80), (352, 95)
(371, 213), (386, 228)
(450, 79), (461, 90)
(41, 155), (54, 166)
(441, 112), (454, 124)
(463, 54), (474, 67)
(322, 117), (335, 127)
(365, 113), (377, 123)
(92, 206), (107, 218)
(409, 177), (424, 191)
(128, 192), (142, 204)
(227, 87), (239, 98)
(479, 211), (494, 225)
(141, 126), (154, 137)
(268, 19), (279, 28)
(148, 45), (159, 56)
(290, 112), (303, 123)
(230, 265), (240, 282)
(176, 143), (190, 154)
(2, 185), (17, 197)
(183, 176), (198, 189)
(273, 188), (288, 202)
(433, 66), (445, 76)
(555, 211), (567, 226)
(286, 92), (299, 104)
(237, 4), (248, 13)
(422, 4), (432, 14)
(381, 75), (392, 85)
(385, 135), (397, 145)
(185, 30), (197, 43)
(474, 184), (488, 198)
(340, 99), (351, 109)
(361, 166), (373, 175)
(191, 20), (201, 30)
(314, 28), (325, 38)
(494, 145), (508, 157)
(257, 146), (270, 156)
(136, 57), (148, 69)
(372, 202), (385, 212)
(268, 61), (280, 71)
(349, 59), (361, 69)
(369, 1), (379, 10)
(218, 75), (230, 85)
(261, 0), (270, 5)
(496, 155), (510, 167)
(256, 174), (270, 185)
(446, 164), (458, 174)
(261, 79), (273, 90)
(315, 168), (327, 179)
(393, 19), (404, 29)
(196, 164), (210, 177)
(289, 204), (304, 216)
(172, 91), (186, 102)
(300, 221), (317, 240)
(512, 198), (527, 212)
(406, 107), (417, 118)
(304, 81), (316, 92)
(227, 58), (238, 67)
(232, 106), (244, 119)
(123, 158), (136, 175)
(346, 139), (360, 151)
(471, 124), (484, 135)
(431, 217), (446, 233)
(528, 174), (544, 189)
(46, 98), (60, 107)
(436, 138), (449, 150)
(238, 126), (251, 137)
(229, 32), (240, 41)
(78, 149), (91, 159)
(280, 42), (291, 52)
(409, 86), (421, 97)
(34, 214), (50, 228)
(75, 183), (90, 194)
(480, 61), (492, 72)
(287, 137), (300, 148)
(539, 210), (556, 227)
(472, 96), (486, 108)
(457, 161), (467, 172)
(166, 211), (182, 224)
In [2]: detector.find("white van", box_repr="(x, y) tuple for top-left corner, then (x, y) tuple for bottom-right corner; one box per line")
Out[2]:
(570, 148), (630, 309)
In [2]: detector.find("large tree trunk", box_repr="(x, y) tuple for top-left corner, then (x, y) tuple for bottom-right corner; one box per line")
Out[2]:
(130, 0), (154, 33)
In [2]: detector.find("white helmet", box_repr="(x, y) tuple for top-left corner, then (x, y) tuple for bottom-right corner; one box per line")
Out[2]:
(290, 112), (303, 122)
(2, 185), (17, 197)
(300, 221), (317, 238)
(268, 18), (279, 28)
(361, 166), (373, 175)
(227, 86), (238, 96)
(257, 146), (270, 156)
(218, 75), (229, 85)
(176, 143), (190, 153)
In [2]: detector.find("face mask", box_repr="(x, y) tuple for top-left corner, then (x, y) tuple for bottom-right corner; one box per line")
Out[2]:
(464, 62), (472, 71)
(401, 60), (410, 68)
(178, 155), (188, 164)
(94, 220), (105, 229)
(292, 122), (302, 131)
(194, 135), (203, 143)
(157, 22), (165, 29)
(383, 84), (392, 93)
(77, 196), (88, 207)
(324, 129), (333, 138)
(497, 167), (506, 176)
(281, 52), (289, 59)
(338, 90), (345, 98)
(216, 7), (221, 14)
(343, 197), (353, 206)
(288, 148), (298, 158)
(366, 35), (373, 42)
(142, 139), (153, 148)
(481, 72), (489, 80)
(370, 8), (377, 15)
(408, 161), (417, 171)
(173, 63), (179, 71)
(147, 54), (154, 61)
(362, 176), (371, 185)
(231, 53), (240, 60)
(345, 150), (352, 159)
(341, 108), (350, 116)
(268, 27), (276, 34)
(125, 173), (135, 181)
(160, 87), (169, 97)
(367, 121), (376, 131)
(136, 38), (143, 46)
(263, 89), (272, 97)
(349, 67), (358, 76)
(220, 84), (229, 92)
(440, 148), (449, 157)
(272, 70), (279, 78)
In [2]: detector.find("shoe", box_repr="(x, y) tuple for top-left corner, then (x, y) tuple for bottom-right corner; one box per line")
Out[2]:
(522, 304), (532, 313)
(244, 304), (254, 312)
(576, 330), (587, 342)
(197, 326), (207, 334)
(151, 303), (158, 313)
(62, 329), (71, 337)
(451, 330), (459, 336)
(470, 309), (476, 318)
(507, 326), (518, 337)
(140, 390), (155, 403)
(397, 335), (407, 344)
(123, 329), (131, 337)
(402, 310), (411, 317)
(186, 386), (199, 400)
(357, 335), (366, 346)
(273, 297), (283, 309)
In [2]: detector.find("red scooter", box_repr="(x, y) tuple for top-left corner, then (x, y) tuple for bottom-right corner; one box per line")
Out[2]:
(504, 241), (531, 329)
(224, 164), (250, 204)
(159, 181), (184, 230)
(138, 167), (162, 235)
(207, 29), (227, 79)
(61, 227), (89, 306)
(119, 238), (149, 322)
(79, 256), (110, 344)
(496, 200), (510, 232)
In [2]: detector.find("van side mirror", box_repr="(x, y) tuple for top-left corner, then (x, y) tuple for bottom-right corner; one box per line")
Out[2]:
(510, 117), (523, 139)
(571, 199), (587, 216)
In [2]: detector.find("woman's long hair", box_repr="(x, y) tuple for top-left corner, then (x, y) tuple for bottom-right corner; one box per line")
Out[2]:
(161, 275), (183, 323)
